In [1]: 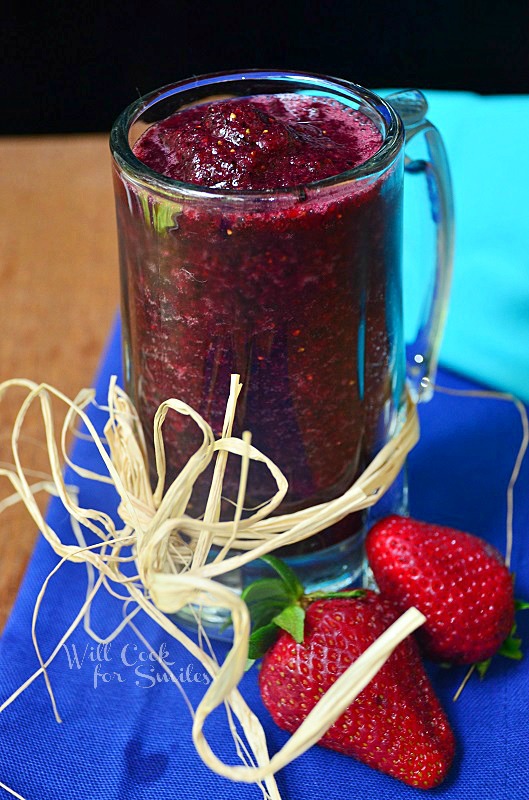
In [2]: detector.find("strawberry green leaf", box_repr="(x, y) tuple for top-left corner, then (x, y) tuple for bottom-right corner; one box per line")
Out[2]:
(259, 555), (304, 600)
(273, 604), (305, 643)
(476, 658), (492, 679)
(248, 622), (280, 661)
(241, 577), (292, 606)
(515, 599), (529, 611)
(477, 622), (524, 680)
(498, 630), (523, 661)
(242, 577), (293, 629)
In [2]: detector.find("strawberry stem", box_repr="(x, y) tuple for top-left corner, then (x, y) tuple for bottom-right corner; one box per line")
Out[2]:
(307, 589), (366, 601)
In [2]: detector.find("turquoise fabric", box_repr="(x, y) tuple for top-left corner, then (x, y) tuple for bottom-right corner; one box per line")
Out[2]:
(403, 91), (529, 401)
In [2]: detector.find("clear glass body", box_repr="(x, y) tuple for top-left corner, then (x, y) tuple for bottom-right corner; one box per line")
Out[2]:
(111, 71), (453, 611)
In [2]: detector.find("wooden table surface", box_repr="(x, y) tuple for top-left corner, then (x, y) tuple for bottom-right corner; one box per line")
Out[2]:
(0, 134), (119, 631)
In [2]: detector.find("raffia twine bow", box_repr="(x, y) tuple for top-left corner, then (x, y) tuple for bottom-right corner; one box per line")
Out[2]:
(0, 374), (423, 800)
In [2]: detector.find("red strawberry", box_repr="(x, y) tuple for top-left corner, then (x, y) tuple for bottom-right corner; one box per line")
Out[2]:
(365, 515), (516, 665)
(245, 559), (455, 789)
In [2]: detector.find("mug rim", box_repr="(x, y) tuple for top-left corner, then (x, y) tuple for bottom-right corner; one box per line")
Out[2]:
(110, 69), (404, 201)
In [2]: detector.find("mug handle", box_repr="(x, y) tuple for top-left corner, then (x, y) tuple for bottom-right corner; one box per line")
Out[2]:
(386, 90), (455, 402)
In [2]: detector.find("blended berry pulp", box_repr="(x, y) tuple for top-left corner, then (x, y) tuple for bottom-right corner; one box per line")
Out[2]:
(115, 93), (405, 552)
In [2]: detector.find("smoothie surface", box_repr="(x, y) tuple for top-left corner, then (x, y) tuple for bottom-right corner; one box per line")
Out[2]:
(133, 94), (383, 189)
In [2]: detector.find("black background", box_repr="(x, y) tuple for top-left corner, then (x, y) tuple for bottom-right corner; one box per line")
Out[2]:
(3, 0), (528, 135)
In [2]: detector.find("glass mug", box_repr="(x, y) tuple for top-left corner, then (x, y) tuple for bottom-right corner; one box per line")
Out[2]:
(110, 70), (453, 627)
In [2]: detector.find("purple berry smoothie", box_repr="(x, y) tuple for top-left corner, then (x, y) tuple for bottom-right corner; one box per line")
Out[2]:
(115, 93), (405, 552)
